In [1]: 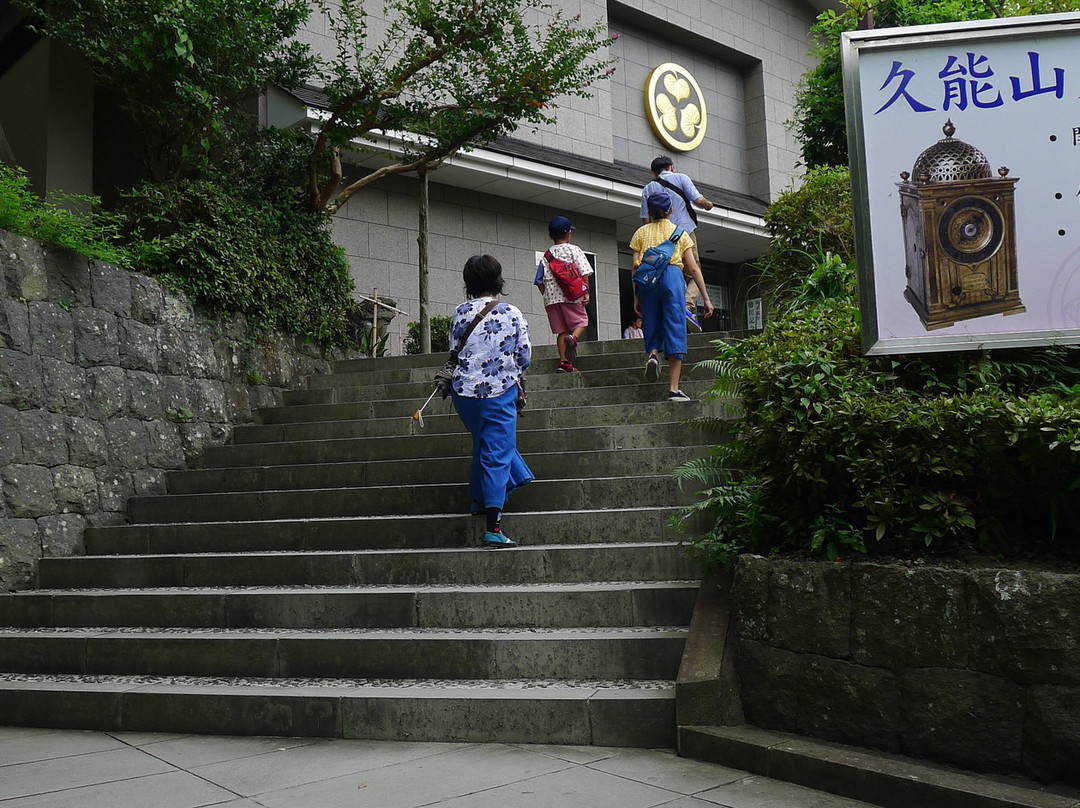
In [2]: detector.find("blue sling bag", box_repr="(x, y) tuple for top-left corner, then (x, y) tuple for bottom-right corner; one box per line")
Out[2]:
(632, 227), (684, 287)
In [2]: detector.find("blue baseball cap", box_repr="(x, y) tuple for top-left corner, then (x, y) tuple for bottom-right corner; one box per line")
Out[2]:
(549, 216), (575, 238)
(646, 192), (672, 215)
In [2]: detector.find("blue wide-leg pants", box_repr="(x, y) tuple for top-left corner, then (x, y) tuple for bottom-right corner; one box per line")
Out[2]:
(452, 386), (534, 510)
(637, 265), (687, 360)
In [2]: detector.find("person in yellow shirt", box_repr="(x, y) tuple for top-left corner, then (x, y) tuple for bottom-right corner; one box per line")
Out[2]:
(630, 193), (714, 402)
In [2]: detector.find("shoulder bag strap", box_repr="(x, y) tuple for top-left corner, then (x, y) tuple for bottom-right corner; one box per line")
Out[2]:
(655, 176), (699, 226)
(451, 300), (499, 357)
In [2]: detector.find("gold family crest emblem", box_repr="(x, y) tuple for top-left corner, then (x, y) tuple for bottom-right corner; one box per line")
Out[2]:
(644, 63), (707, 152)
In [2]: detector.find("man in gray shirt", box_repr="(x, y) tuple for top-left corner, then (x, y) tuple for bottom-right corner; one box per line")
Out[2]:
(640, 155), (714, 332)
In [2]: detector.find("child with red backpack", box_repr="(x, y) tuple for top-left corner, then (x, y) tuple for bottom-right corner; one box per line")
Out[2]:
(534, 216), (593, 373)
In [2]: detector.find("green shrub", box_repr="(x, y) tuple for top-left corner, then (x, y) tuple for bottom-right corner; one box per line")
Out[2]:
(123, 132), (356, 346)
(753, 165), (854, 306)
(403, 316), (452, 355)
(677, 168), (1080, 570)
(678, 279), (1080, 569)
(0, 163), (139, 268)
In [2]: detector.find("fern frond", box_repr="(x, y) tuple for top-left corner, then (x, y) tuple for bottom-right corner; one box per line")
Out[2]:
(682, 414), (737, 433)
(673, 456), (730, 488)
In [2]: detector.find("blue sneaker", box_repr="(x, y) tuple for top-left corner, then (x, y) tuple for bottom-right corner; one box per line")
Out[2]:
(470, 501), (485, 516)
(482, 531), (517, 548)
(686, 307), (702, 333)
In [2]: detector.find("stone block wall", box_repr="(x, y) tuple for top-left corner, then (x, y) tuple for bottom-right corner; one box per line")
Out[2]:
(731, 555), (1080, 785)
(0, 230), (353, 591)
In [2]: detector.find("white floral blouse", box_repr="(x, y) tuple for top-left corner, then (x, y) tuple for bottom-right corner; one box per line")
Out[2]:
(450, 297), (531, 399)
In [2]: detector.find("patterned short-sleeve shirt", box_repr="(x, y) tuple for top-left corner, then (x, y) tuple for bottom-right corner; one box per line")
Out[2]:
(450, 297), (531, 399)
(535, 242), (594, 307)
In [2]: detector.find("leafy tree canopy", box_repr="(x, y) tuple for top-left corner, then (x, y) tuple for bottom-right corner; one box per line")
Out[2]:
(16, 0), (613, 211)
(790, 0), (1080, 168)
(306, 0), (613, 211)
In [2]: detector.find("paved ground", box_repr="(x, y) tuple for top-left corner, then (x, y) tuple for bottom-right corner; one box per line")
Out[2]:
(0, 726), (877, 808)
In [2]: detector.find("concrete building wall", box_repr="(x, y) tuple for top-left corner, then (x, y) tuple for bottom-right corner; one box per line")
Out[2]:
(608, 18), (751, 193)
(0, 41), (93, 201)
(308, 0), (821, 352)
(296, 0), (615, 163)
(333, 175), (622, 355)
(608, 0), (820, 199)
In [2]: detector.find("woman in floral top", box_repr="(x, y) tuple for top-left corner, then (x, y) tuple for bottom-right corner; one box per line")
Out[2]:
(450, 255), (533, 548)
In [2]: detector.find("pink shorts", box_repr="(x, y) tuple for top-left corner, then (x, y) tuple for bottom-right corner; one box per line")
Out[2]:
(545, 302), (588, 334)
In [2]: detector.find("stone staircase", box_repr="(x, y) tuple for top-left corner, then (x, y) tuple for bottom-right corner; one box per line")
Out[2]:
(0, 334), (725, 746)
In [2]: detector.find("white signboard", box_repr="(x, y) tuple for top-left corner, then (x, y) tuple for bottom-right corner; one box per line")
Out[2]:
(843, 13), (1080, 354)
(746, 297), (763, 330)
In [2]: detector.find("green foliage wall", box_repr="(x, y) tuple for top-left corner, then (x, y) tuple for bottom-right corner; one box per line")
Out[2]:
(753, 166), (854, 304)
(0, 164), (138, 268)
(404, 316), (451, 355)
(679, 169), (1080, 569)
(123, 133), (355, 346)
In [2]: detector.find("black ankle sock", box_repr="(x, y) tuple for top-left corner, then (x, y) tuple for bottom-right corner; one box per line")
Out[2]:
(485, 507), (501, 533)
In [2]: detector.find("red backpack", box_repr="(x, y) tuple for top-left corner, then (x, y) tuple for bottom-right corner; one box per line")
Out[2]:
(544, 250), (589, 301)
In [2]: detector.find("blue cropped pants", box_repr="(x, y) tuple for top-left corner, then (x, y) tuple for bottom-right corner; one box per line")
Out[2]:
(637, 265), (687, 360)
(452, 386), (534, 510)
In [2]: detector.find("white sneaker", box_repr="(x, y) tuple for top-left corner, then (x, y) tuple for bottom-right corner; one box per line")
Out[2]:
(667, 390), (692, 402)
(644, 355), (660, 382)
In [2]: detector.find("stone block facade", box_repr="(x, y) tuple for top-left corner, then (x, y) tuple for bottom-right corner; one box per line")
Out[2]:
(731, 555), (1080, 784)
(0, 230), (353, 592)
(334, 174), (622, 351)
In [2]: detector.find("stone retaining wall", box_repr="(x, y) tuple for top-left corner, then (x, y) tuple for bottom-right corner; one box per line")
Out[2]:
(0, 230), (354, 591)
(731, 554), (1080, 784)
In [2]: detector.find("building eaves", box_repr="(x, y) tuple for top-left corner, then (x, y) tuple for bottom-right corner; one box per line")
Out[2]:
(281, 84), (768, 220)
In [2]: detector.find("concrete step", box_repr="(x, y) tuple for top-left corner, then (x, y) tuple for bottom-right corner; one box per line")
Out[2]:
(327, 333), (729, 376)
(4, 328), (724, 748)
(243, 399), (729, 440)
(316, 345), (721, 388)
(0, 581), (700, 629)
(301, 366), (717, 403)
(88, 506), (700, 555)
(0, 626), (687, 680)
(260, 390), (736, 426)
(127, 476), (693, 524)
(0, 674), (677, 746)
(166, 446), (708, 494)
(677, 724), (1079, 808)
(201, 421), (711, 468)
(38, 542), (699, 589)
(282, 376), (717, 407)
(97, 506), (702, 557)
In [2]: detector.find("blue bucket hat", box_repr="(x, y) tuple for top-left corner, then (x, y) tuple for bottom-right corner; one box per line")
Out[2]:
(646, 192), (672, 215)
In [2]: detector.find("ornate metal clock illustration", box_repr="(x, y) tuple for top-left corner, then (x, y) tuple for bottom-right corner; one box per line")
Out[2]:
(897, 119), (1024, 330)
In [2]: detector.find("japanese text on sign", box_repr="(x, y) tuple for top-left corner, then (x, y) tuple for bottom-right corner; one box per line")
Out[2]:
(875, 51), (1064, 114)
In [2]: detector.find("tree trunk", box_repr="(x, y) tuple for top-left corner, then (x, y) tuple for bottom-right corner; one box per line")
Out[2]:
(418, 168), (431, 354)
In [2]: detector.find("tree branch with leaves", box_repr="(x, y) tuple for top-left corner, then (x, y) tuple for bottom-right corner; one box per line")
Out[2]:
(305, 0), (614, 212)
